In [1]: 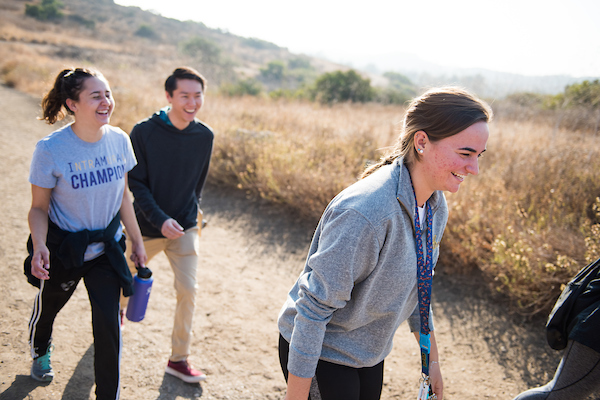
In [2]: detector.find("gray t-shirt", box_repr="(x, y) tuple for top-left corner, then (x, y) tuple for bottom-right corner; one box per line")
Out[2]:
(29, 123), (136, 261)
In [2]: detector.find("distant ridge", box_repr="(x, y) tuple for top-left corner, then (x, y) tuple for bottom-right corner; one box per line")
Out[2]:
(338, 52), (595, 98)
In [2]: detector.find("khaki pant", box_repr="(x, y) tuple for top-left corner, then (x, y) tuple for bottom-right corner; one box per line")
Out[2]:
(122, 226), (200, 362)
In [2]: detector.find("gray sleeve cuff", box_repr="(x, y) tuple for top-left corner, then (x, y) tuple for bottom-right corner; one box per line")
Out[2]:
(287, 343), (320, 379)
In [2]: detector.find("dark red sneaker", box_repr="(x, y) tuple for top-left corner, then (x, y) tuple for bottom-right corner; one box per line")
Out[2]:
(165, 360), (207, 383)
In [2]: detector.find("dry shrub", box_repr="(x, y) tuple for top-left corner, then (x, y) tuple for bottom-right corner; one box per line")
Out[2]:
(0, 20), (120, 52)
(205, 96), (400, 219)
(0, 44), (62, 96)
(105, 68), (167, 132)
(0, 3), (21, 12)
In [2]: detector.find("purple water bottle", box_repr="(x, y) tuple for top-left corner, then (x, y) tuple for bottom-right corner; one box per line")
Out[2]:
(126, 265), (153, 322)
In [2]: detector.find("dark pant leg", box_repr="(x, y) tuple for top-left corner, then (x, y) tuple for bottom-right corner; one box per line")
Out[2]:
(28, 259), (81, 358)
(278, 334), (290, 382)
(278, 334), (384, 400)
(83, 255), (122, 400)
(315, 359), (384, 400)
(512, 340), (600, 400)
(356, 361), (385, 400)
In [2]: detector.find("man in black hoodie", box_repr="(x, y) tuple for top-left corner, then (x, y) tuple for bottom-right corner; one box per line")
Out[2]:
(124, 67), (213, 383)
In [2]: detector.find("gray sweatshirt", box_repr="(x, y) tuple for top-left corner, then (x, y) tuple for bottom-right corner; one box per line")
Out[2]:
(277, 158), (448, 378)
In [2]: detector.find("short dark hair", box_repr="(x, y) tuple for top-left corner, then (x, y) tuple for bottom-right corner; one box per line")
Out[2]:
(164, 67), (207, 96)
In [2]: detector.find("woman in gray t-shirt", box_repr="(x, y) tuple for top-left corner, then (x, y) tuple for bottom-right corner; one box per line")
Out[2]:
(26, 67), (147, 399)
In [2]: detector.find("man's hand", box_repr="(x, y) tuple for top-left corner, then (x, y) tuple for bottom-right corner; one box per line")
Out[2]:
(161, 218), (185, 239)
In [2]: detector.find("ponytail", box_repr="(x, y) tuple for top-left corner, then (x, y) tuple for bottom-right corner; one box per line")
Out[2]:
(41, 67), (102, 124)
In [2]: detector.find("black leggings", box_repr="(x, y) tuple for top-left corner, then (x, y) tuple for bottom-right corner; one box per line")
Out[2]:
(278, 334), (384, 400)
(28, 253), (122, 400)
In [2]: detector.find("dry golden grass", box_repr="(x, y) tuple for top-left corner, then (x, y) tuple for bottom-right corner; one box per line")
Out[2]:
(2, 2), (599, 317)
(0, 22), (121, 52)
(204, 97), (400, 218)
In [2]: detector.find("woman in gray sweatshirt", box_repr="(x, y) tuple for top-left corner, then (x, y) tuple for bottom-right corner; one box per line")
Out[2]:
(278, 87), (493, 400)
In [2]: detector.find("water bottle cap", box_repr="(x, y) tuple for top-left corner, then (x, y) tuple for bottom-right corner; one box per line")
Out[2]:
(136, 266), (153, 279)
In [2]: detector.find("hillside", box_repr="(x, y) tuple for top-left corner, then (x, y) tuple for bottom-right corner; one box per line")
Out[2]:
(0, 0), (345, 90)
(2, 0), (592, 99)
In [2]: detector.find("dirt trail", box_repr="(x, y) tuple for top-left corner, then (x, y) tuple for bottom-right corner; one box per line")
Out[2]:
(0, 84), (561, 400)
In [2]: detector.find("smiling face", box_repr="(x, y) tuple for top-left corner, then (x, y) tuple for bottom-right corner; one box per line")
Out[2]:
(411, 121), (489, 205)
(66, 76), (114, 129)
(166, 78), (204, 130)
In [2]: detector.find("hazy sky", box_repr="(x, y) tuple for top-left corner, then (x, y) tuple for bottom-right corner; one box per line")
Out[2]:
(115, 0), (599, 78)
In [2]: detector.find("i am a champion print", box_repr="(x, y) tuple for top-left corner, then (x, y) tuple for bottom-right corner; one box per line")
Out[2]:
(67, 153), (126, 189)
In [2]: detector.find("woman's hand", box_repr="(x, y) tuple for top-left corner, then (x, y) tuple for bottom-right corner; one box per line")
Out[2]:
(129, 239), (148, 267)
(412, 330), (443, 399)
(119, 177), (148, 267)
(29, 184), (52, 280)
(429, 360), (443, 400)
(31, 244), (51, 280)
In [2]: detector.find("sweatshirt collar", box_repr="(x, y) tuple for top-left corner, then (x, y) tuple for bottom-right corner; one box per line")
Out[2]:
(395, 158), (442, 217)
(151, 109), (194, 133)
(158, 107), (174, 126)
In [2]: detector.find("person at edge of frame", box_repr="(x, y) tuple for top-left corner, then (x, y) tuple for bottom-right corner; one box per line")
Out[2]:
(512, 261), (600, 400)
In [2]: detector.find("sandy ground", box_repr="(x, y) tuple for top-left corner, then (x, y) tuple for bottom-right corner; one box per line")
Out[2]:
(0, 84), (566, 399)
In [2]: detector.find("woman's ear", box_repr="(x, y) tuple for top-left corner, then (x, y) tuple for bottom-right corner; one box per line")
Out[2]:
(65, 98), (76, 113)
(413, 130), (429, 153)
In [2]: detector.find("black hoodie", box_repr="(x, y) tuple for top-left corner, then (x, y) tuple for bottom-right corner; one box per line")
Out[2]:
(128, 112), (214, 237)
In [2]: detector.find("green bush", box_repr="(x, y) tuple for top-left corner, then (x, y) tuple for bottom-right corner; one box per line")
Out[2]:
(68, 14), (95, 29)
(180, 36), (221, 64)
(259, 61), (286, 83)
(135, 24), (157, 39)
(241, 37), (279, 50)
(547, 80), (600, 110)
(25, 0), (64, 21)
(312, 70), (374, 104)
(545, 80), (600, 132)
(268, 86), (310, 101)
(288, 57), (312, 71)
(220, 78), (263, 97)
(563, 79), (600, 108)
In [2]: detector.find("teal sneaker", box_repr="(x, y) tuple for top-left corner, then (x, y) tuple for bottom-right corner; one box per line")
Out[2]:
(31, 344), (54, 382)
